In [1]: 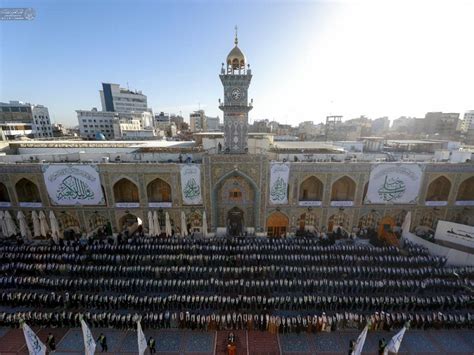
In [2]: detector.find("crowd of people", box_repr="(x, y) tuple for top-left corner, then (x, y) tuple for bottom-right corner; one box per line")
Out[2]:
(0, 235), (472, 333)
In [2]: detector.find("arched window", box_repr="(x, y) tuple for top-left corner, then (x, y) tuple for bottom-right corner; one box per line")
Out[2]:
(266, 212), (289, 237)
(426, 176), (451, 201)
(147, 178), (171, 202)
(457, 177), (474, 201)
(0, 183), (10, 202)
(331, 176), (356, 201)
(15, 178), (41, 203)
(113, 178), (139, 203)
(299, 177), (323, 201)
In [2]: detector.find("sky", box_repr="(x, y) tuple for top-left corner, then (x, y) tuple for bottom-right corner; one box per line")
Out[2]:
(1, 0), (473, 127)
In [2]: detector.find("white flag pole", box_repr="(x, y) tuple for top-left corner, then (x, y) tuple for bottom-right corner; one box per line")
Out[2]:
(352, 323), (369, 355)
(137, 320), (148, 355)
(383, 323), (409, 355)
(21, 321), (46, 355)
(80, 316), (96, 355)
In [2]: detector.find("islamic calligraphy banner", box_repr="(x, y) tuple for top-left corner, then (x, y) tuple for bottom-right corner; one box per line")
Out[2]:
(365, 163), (423, 204)
(269, 162), (290, 204)
(180, 164), (202, 205)
(42, 164), (105, 205)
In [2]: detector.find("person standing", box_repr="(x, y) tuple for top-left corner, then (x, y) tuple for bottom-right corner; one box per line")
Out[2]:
(97, 333), (108, 352)
(148, 336), (156, 353)
(378, 338), (386, 355)
(46, 333), (56, 351)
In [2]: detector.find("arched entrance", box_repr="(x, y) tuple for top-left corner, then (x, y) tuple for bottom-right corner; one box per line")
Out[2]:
(119, 213), (142, 235)
(358, 211), (381, 229)
(227, 207), (244, 236)
(298, 212), (319, 232)
(378, 216), (396, 236)
(266, 212), (289, 237)
(213, 170), (259, 231)
(328, 211), (349, 232)
(58, 212), (81, 239)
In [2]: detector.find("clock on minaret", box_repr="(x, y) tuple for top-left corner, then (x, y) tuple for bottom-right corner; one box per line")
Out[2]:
(219, 27), (252, 154)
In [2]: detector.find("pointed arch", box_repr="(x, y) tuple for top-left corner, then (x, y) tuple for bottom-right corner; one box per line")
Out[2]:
(212, 169), (260, 230)
(298, 212), (319, 232)
(15, 178), (41, 203)
(328, 211), (350, 232)
(420, 210), (439, 230)
(426, 176), (451, 201)
(299, 176), (323, 201)
(89, 214), (109, 230)
(0, 183), (10, 202)
(457, 177), (474, 201)
(266, 211), (289, 237)
(113, 178), (139, 203)
(58, 212), (80, 232)
(331, 176), (356, 201)
(358, 211), (381, 229)
(147, 178), (172, 203)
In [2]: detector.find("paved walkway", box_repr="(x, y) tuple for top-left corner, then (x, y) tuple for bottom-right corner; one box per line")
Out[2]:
(0, 327), (473, 354)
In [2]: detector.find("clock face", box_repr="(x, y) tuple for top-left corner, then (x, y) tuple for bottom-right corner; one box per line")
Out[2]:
(231, 88), (242, 101)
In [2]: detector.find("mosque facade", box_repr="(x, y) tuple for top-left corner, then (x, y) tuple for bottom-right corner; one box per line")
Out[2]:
(0, 35), (473, 239)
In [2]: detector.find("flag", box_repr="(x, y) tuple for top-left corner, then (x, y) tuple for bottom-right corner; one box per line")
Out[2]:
(21, 322), (46, 355)
(137, 320), (147, 355)
(80, 317), (96, 355)
(383, 325), (407, 354)
(352, 324), (369, 355)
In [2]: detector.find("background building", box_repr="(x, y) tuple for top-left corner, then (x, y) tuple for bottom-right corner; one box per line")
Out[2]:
(77, 109), (117, 140)
(0, 101), (53, 139)
(99, 83), (148, 113)
(190, 110), (206, 132)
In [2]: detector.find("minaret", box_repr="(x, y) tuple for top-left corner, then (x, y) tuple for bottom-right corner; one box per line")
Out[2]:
(219, 27), (252, 154)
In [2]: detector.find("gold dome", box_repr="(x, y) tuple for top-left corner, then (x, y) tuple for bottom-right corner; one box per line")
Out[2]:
(226, 27), (246, 70)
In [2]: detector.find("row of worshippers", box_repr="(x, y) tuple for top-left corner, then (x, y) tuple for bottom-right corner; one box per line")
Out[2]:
(0, 247), (447, 269)
(3, 261), (471, 282)
(0, 236), (436, 260)
(1, 274), (471, 296)
(0, 310), (471, 332)
(1, 290), (471, 314)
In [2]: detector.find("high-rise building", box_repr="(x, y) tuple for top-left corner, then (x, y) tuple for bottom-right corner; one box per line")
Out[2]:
(462, 110), (474, 132)
(219, 30), (252, 153)
(190, 110), (205, 132)
(0, 101), (53, 139)
(99, 83), (148, 113)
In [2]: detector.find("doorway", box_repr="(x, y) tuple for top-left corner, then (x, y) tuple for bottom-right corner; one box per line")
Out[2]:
(227, 207), (244, 236)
